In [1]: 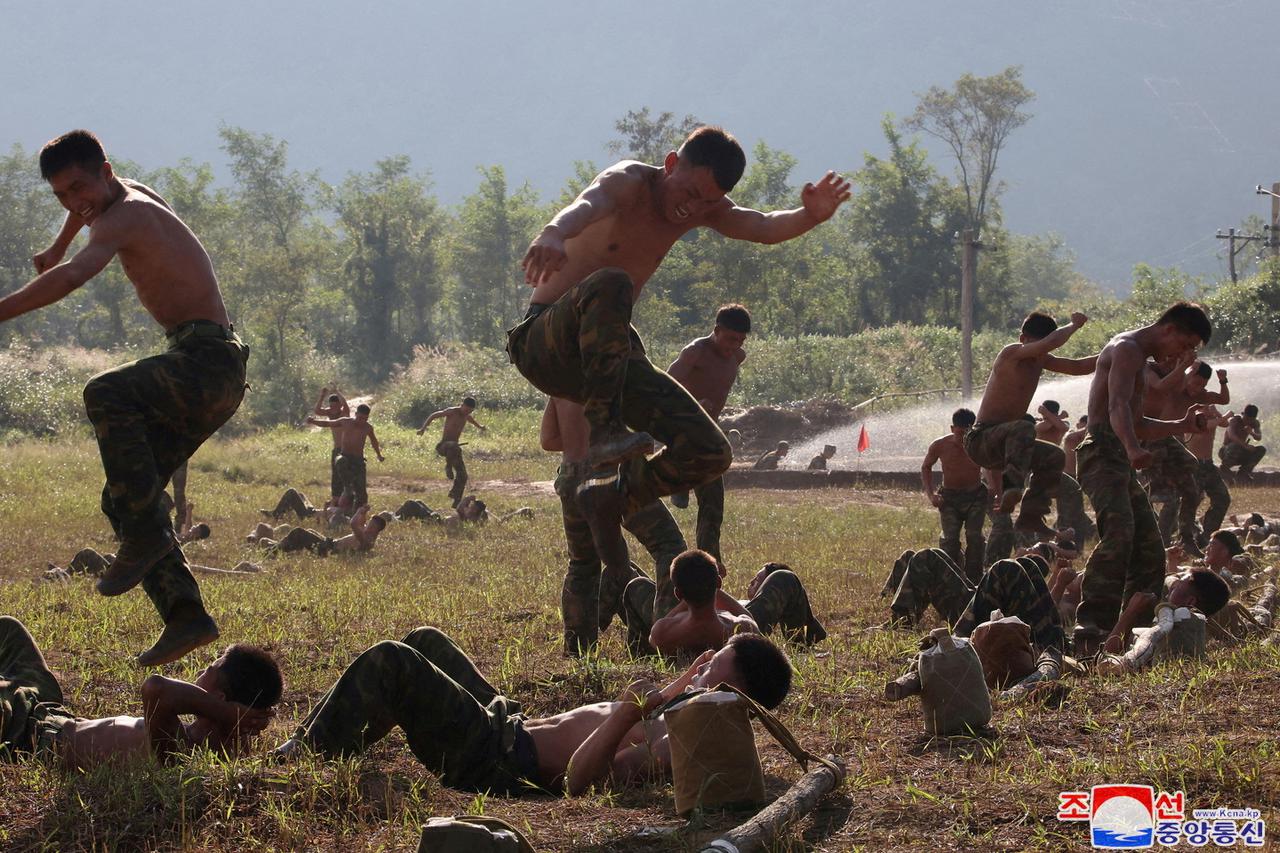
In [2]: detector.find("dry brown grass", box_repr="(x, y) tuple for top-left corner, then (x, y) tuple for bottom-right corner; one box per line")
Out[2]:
(1, 432), (1278, 851)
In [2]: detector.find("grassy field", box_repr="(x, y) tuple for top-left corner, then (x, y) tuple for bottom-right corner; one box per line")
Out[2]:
(1, 429), (1278, 852)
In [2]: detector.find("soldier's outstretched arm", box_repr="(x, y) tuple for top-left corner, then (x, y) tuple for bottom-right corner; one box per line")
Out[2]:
(707, 171), (851, 245)
(1, 230), (117, 323)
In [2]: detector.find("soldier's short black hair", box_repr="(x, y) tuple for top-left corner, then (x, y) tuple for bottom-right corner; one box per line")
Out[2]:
(715, 304), (751, 334)
(1210, 529), (1244, 557)
(1042, 400), (1061, 415)
(216, 644), (283, 709)
(1195, 361), (1212, 379)
(672, 549), (719, 607)
(1247, 512), (1265, 526)
(462, 397), (477, 408)
(678, 126), (746, 192)
(1244, 404), (1259, 418)
(369, 515), (388, 533)
(725, 633), (792, 710)
(39, 129), (106, 180)
(1021, 312), (1058, 340)
(356, 403), (371, 415)
(952, 408), (976, 428)
(1156, 302), (1212, 345)
(1188, 569), (1230, 617)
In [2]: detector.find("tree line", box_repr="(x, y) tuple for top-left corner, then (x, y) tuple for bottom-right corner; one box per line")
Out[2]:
(0, 68), (1273, 428)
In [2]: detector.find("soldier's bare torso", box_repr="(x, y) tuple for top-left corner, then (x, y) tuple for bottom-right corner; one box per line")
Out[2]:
(439, 409), (471, 443)
(1087, 333), (1146, 428)
(529, 164), (709, 306)
(975, 345), (1050, 424)
(674, 337), (743, 418)
(930, 433), (982, 489)
(95, 179), (228, 330)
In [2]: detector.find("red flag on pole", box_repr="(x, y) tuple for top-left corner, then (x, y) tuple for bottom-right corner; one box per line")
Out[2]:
(857, 424), (870, 453)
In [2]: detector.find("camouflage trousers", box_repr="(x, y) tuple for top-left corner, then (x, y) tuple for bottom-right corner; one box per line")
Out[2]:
(953, 558), (1065, 653)
(1144, 436), (1201, 547)
(556, 462), (687, 655)
(884, 548), (975, 626)
(937, 483), (988, 583)
(269, 488), (317, 521)
(293, 627), (540, 794)
(1056, 473), (1096, 545)
(437, 441), (468, 507)
(1220, 442), (1267, 476)
(964, 419), (1063, 523)
(333, 454), (367, 508)
(984, 509), (1036, 562)
(329, 446), (342, 498)
(272, 527), (332, 556)
(505, 269), (732, 515)
(691, 476), (725, 561)
(744, 570), (825, 644)
(0, 617), (77, 761)
(1075, 424), (1166, 644)
(83, 331), (248, 623)
(1191, 459), (1232, 539)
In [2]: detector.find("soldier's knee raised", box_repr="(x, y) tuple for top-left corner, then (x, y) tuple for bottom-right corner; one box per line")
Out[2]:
(400, 626), (447, 648)
(580, 267), (635, 303)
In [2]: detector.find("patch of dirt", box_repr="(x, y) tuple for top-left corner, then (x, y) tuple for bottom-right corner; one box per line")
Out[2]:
(720, 397), (854, 455)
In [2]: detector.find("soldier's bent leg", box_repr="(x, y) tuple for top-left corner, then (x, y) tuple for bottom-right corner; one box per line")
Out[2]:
(618, 354), (732, 513)
(881, 550), (916, 599)
(1197, 460), (1231, 537)
(621, 499), (687, 620)
(1019, 439), (1066, 525)
(692, 476), (725, 562)
(505, 269), (637, 429)
(953, 559), (1064, 652)
(745, 570), (826, 643)
(889, 548), (974, 625)
(1244, 445), (1267, 476)
(937, 492), (965, 569)
(294, 638), (520, 791)
(987, 510), (1015, 561)
(621, 576), (657, 656)
(1074, 429), (1138, 644)
(962, 490), (988, 583)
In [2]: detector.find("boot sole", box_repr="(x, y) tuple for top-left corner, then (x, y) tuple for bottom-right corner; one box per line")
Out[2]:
(96, 537), (178, 597)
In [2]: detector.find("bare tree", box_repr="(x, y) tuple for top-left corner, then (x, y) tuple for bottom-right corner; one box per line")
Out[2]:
(903, 67), (1035, 234)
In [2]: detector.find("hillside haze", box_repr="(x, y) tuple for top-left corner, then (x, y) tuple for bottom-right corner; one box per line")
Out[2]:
(2, 0), (1276, 289)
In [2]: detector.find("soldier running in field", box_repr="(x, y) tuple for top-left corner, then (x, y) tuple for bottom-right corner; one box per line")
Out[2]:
(418, 397), (486, 508)
(921, 408), (988, 583)
(508, 126), (849, 605)
(307, 404), (384, 509)
(1, 131), (250, 665)
(1072, 302), (1213, 655)
(965, 311), (1096, 541)
(666, 303), (751, 563)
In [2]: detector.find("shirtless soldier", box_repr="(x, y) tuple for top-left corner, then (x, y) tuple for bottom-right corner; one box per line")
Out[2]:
(273, 625), (791, 797)
(1182, 404), (1233, 543)
(1073, 302), (1212, 654)
(418, 396), (486, 508)
(965, 311), (1096, 540)
(1037, 401), (1095, 545)
(666, 303), (751, 562)
(922, 408), (987, 582)
(2, 131), (250, 665)
(1220, 404), (1266, 480)
(313, 388), (350, 500)
(307, 403), (384, 508)
(1145, 358), (1229, 553)
(509, 126), (850, 584)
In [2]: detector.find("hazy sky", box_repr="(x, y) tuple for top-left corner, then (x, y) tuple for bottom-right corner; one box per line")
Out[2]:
(3, 0), (1276, 288)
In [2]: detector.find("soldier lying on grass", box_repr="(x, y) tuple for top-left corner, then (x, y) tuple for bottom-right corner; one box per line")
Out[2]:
(623, 550), (826, 658)
(253, 505), (387, 556)
(272, 627), (792, 796)
(0, 616), (281, 767)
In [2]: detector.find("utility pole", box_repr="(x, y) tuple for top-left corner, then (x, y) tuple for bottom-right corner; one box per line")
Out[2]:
(1255, 182), (1280, 258)
(958, 229), (984, 399)
(1215, 227), (1263, 283)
